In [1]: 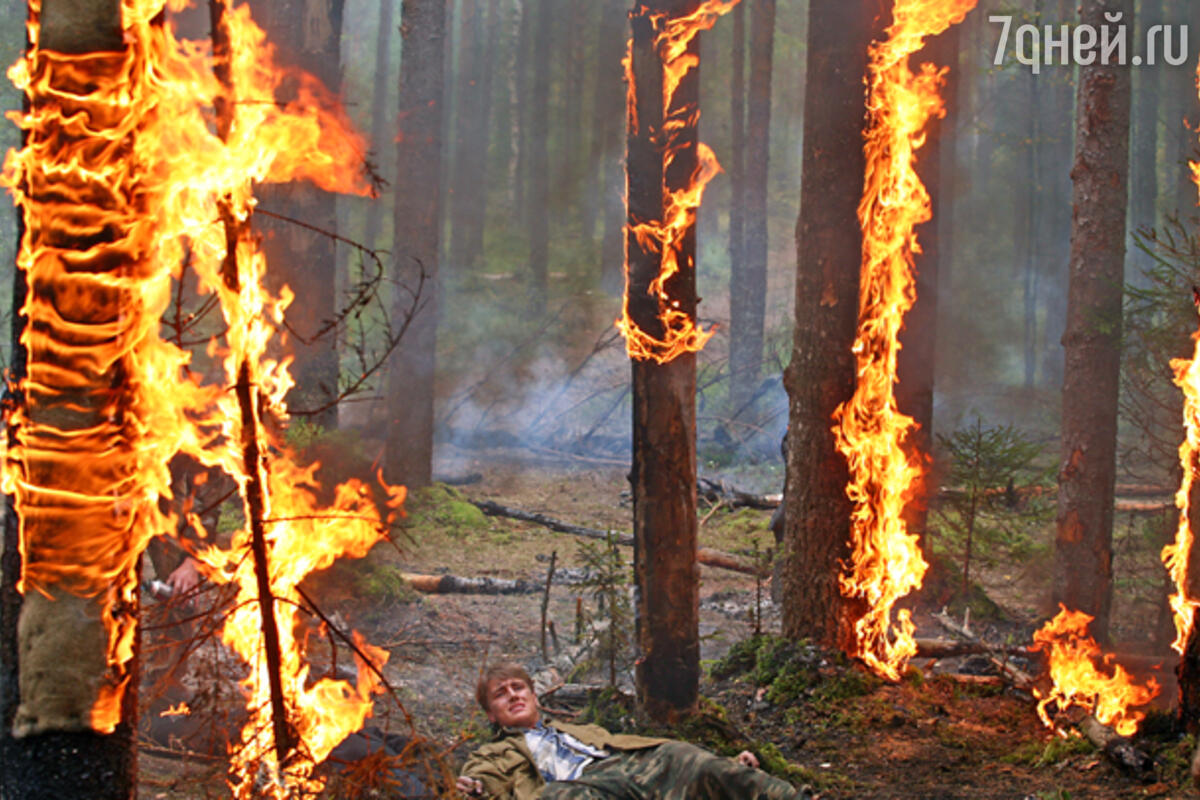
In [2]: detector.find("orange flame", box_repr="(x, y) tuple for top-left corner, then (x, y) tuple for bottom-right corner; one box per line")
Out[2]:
(1032, 606), (1160, 737)
(616, 0), (738, 364)
(3, 0), (401, 794)
(160, 702), (191, 718)
(832, 0), (975, 681)
(1161, 61), (1200, 656)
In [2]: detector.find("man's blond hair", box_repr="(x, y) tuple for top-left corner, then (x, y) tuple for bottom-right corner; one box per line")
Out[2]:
(475, 661), (534, 712)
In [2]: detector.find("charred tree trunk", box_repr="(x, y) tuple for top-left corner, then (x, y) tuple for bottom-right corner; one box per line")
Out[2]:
(2, 1), (139, 796)
(729, 0), (773, 417)
(527, 0), (551, 309)
(252, 0), (345, 429)
(1054, 0), (1132, 644)
(384, 0), (446, 489)
(781, 0), (877, 650)
(627, 0), (704, 722)
(361, 0), (395, 253)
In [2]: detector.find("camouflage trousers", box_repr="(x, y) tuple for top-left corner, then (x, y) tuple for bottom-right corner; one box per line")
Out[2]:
(539, 741), (807, 800)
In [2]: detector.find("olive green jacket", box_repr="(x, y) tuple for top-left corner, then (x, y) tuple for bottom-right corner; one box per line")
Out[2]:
(461, 720), (665, 800)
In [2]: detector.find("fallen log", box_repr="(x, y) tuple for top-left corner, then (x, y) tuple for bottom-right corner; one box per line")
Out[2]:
(696, 477), (781, 510)
(400, 573), (542, 595)
(471, 501), (763, 575)
(915, 638), (1028, 659)
(1079, 715), (1155, 779)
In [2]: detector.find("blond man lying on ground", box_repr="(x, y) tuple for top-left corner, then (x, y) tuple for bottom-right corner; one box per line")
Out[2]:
(457, 661), (813, 799)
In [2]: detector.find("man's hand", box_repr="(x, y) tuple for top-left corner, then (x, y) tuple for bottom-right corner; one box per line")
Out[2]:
(167, 558), (201, 597)
(456, 775), (484, 796)
(736, 750), (759, 769)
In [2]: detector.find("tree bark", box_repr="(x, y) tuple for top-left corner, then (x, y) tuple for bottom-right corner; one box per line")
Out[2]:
(384, 0), (446, 489)
(781, 0), (878, 651)
(729, 0), (773, 417)
(251, 0), (345, 429)
(1054, 0), (1133, 644)
(448, 0), (495, 271)
(2, 0), (139, 795)
(627, 0), (708, 722)
(1126, 0), (1161, 287)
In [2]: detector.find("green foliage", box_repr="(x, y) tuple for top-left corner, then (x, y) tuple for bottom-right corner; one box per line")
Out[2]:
(575, 532), (633, 687)
(931, 417), (1054, 604)
(1122, 221), (1200, 481)
(348, 559), (420, 604)
(1006, 734), (1093, 768)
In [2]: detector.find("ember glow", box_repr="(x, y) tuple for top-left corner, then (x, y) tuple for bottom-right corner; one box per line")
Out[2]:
(3, 0), (402, 795)
(1161, 62), (1200, 656)
(1032, 606), (1160, 737)
(832, 0), (975, 681)
(616, 0), (739, 364)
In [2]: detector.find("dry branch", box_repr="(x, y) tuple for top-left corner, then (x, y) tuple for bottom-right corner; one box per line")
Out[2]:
(914, 638), (1027, 659)
(470, 500), (763, 575)
(931, 611), (1035, 688)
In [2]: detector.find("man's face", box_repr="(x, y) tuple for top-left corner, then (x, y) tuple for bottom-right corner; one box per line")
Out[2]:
(485, 676), (540, 729)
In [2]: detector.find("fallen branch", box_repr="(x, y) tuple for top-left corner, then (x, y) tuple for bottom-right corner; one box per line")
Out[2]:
(471, 500), (763, 575)
(931, 610), (1035, 689)
(915, 638), (1029, 659)
(400, 572), (543, 595)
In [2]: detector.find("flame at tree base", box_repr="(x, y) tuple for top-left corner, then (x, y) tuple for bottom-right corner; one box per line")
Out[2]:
(1032, 606), (1160, 737)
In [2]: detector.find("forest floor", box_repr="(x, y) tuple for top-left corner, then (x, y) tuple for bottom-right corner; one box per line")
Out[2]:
(136, 446), (1197, 799)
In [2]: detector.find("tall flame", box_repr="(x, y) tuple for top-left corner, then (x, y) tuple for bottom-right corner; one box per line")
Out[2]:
(1032, 606), (1160, 737)
(616, 0), (738, 364)
(3, 0), (402, 795)
(1161, 60), (1200, 656)
(832, 0), (974, 681)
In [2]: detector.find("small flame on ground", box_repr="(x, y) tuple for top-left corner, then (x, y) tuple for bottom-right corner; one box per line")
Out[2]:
(1161, 60), (1200, 656)
(3, 0), (401, 795)
(1032, 606), (1160, 737)
(616, 0), (738, 364)
(832, 0), (975, 681)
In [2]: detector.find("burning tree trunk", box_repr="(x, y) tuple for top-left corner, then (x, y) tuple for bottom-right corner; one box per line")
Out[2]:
(728, 0), (773, 417)
(623, 0), (732, 722)
(251, 0), (345, 429)
(780, 0), (875, 652)
(0, 1), (143, 795)
(385, 0), (446, 490)
(1054, 0), (1132, 644)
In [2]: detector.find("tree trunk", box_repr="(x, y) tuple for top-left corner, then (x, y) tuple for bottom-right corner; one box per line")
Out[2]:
(2, 0), (140, 795)
(726, 1), (745, 333)
(1054, 0), (1133, 644)
(1167, 0), (1197, 221)
(627, 0), (711, 723)
(596, 0), (627, 294)
(781, 0), (877, 651)
(527, 0), (551, 309)
(252, 0), (345, 430)
(729, 0), (772, 418)
(1020, 8), (1040, 392)
(898, 19), (957, 552)
(361, 0), (395, 254)
(385, 0), (446, 489)
(448, 0), (491, 270)
(1126, 0), (1161, 287)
